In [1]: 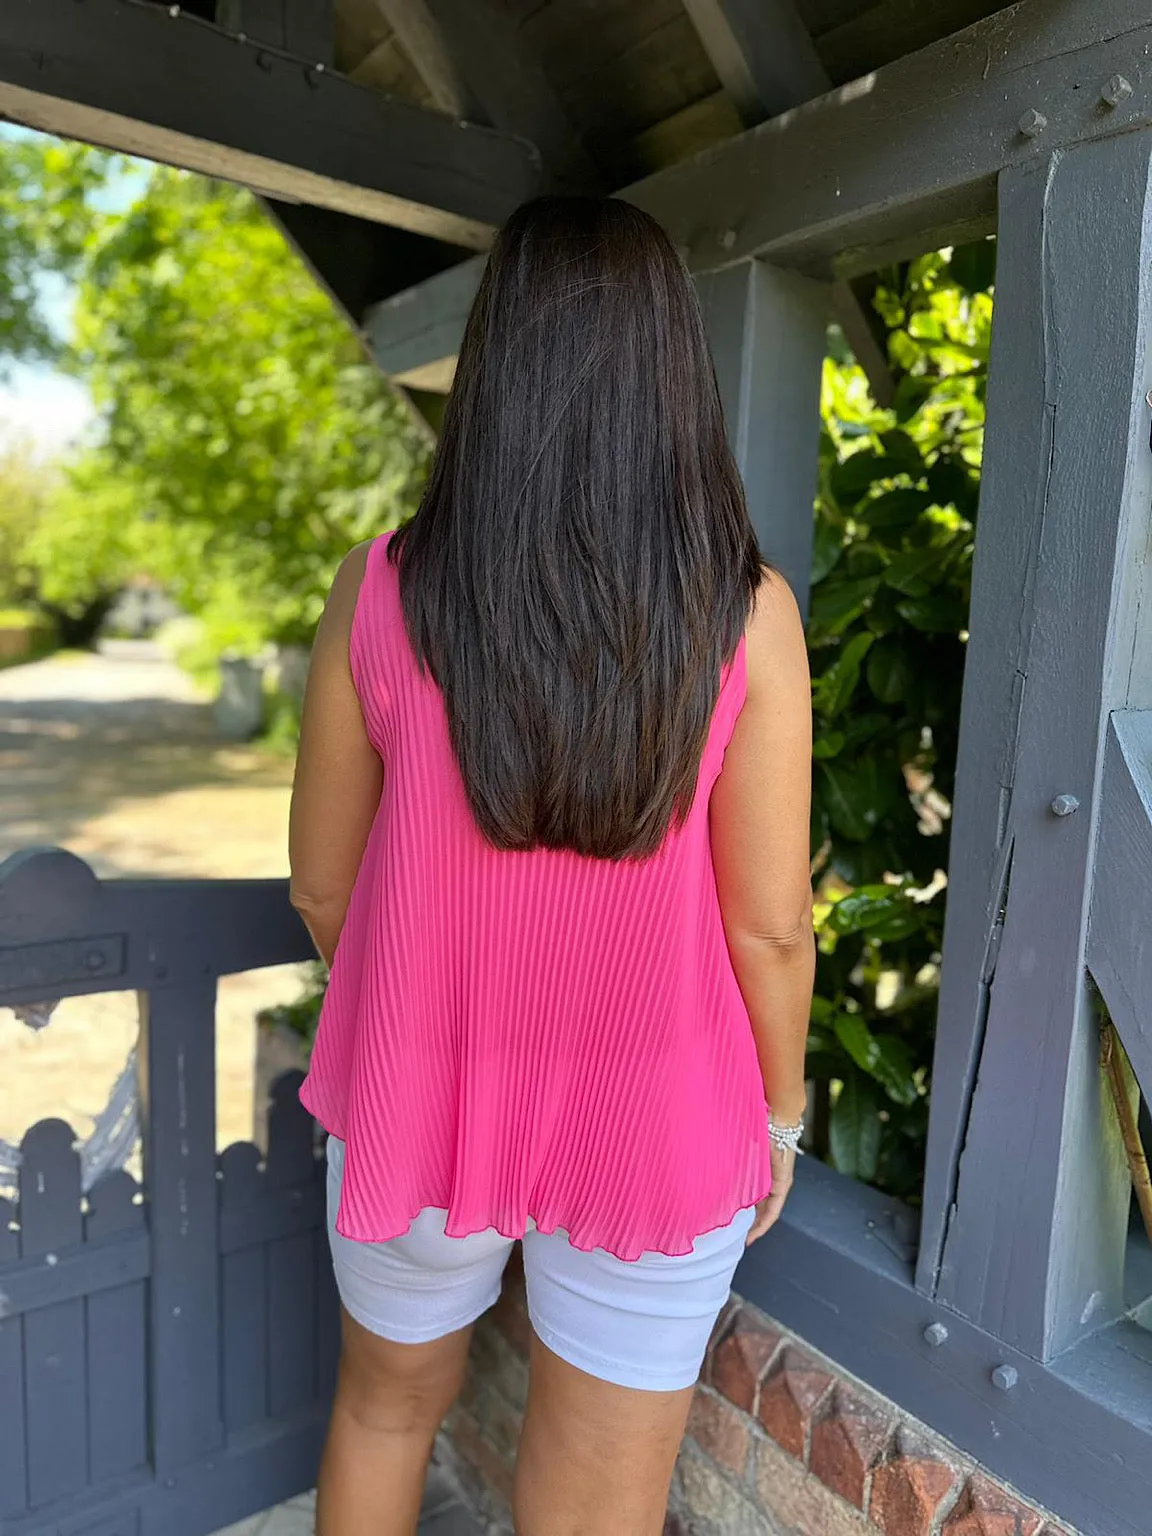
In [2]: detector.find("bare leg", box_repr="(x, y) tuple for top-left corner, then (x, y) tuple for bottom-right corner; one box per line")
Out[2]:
(317, 1307), (473, 1536)
(513, 1331), (694, 1536)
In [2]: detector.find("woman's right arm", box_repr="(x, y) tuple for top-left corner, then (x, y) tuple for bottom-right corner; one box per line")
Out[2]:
(709, 567), (815, 1234)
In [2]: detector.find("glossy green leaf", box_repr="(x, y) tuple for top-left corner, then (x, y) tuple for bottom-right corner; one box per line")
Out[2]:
(812, 729), (845, 759)
(808, 576), (879, 636)
(813, 631), (874, 720)
(878, 429), (923, 470)
(896, 596), (970, 633)
(870, 1035), (920, 1106)
(892, 375), (936, 424)
(833, 1012), (880, 1072)
(811, 517), (845, 584)
(829, 1070), (882, 1181)
(865, 638), (914, 703)
(882, 542), (951, 597)
(949, 238), (997, 294)
(860, 489), (933, 529)
(829, 452), (909, 507)
(818, 759), (881, 843)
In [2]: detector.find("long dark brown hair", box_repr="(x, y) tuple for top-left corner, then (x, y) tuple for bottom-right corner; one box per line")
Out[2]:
(388, 196), (762, 859)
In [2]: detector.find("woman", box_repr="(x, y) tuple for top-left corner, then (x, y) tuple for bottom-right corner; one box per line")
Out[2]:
(289, 195), (814, 1536)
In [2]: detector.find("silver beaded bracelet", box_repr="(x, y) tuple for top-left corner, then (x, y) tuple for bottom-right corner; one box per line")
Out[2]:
(767, 1115), (806, 1154)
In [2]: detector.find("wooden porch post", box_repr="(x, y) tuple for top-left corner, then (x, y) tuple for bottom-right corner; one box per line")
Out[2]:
(696, 260), (828, 612)
(915, 131), (1152, 1360)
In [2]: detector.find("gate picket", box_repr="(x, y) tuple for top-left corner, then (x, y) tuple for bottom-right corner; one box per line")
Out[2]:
(266, 1074), (319, 1416)
(0, 1193), (28, 1518)
(219, 1141), (270, 1432)
(84, 1170), (149, 1482)
(19, 1118), (88, 1507)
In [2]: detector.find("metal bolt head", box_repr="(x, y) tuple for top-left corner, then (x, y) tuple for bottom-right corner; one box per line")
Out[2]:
(1101, 74), (1133, 108)
(923, 1322), (949, 1347)
(1017, 108), (1047, 139)
(991, 1363), (1018, 1390)
(1050, 794), (1080, 817)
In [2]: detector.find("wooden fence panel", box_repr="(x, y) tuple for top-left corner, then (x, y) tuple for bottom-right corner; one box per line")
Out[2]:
(268, 1232), (318, 1416)
(315, 1218), (341, 1401)
(84, 1170), (149, 1484)
(141, 981), (225, 1476)
(0, 1195), (27, 1519)
(19, 1119), (88, 1507)
(219, 1142), (270, 1434)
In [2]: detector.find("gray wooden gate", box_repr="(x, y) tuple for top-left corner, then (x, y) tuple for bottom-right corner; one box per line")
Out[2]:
(0, 848), (335, 1536)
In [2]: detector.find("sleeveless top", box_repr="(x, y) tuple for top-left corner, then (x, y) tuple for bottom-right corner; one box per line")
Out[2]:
(299, 531), (774, 1261)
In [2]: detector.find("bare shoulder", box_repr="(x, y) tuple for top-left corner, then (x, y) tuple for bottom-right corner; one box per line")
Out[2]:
(317, 538), (375, 645)
(744, 564), (808, 701)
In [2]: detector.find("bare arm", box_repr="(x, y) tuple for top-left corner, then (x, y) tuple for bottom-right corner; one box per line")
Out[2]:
(288, 543), (382, 967)
(710, 568), (815, 1129)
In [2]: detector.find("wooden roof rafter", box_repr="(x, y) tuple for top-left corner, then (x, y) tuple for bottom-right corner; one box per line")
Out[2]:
(370, 0), (601, 192)
(681, 0), (894, 402)
(0, 0), (541, 249)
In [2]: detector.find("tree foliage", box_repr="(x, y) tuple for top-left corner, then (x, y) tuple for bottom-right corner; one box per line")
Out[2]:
(65, 168), (429, 655)
(0, 128), (113, 369)
(807, 242), (994, 1200)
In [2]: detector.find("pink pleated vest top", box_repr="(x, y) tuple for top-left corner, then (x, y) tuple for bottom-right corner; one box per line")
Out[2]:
(299, 531), (774, 1260)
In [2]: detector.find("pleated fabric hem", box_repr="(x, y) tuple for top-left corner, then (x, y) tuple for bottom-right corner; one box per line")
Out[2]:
(303, 1087), (772, 1263)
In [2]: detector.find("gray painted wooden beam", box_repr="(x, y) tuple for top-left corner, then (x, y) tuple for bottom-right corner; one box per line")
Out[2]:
(626, 0), (1152, 279)
(375, 0), (599, 192)
(696, 261), (828, 611)
(682, 0), (828, 120)
(369, 0), (479, 119)
(680, 0), (893, 404)
(217, 0), (335, 65)
(0, 0), (540, 251)
(1088, 712), (1152, 1105)
(915, 130), (1152, 1362)
(366, 252), (484, 388)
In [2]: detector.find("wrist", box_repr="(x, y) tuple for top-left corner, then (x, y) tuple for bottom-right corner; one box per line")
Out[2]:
(766, 1096), (807, 1126)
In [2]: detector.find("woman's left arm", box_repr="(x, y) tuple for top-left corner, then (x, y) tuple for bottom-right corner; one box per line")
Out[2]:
(288, 542), (382, 967)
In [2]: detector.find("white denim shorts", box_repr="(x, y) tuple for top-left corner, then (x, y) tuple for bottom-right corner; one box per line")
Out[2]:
(325, 1136), (754, 1392)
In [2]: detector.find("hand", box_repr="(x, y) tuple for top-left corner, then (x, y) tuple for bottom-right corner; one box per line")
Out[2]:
(744, 1140), (797, 1246)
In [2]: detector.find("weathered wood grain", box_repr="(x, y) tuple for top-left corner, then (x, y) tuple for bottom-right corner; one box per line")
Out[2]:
(85, 1171), (149, 1483)
(0, 1305), (26, 1518)
(19, 1119), (88, 1506)
(625, 0), (1152, 278)
(918, 130), (1152, 1361)
(366, 254), (485, 386)
(817, 0), (1005, 84)
(682, 0), (828, 119)
(1088, 712), (1152, 1107)
(0, 0), (539, 251)
(141, 980), (225, 1473)
(696, 260), (828, 612)
(379, 0), (600, 191)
